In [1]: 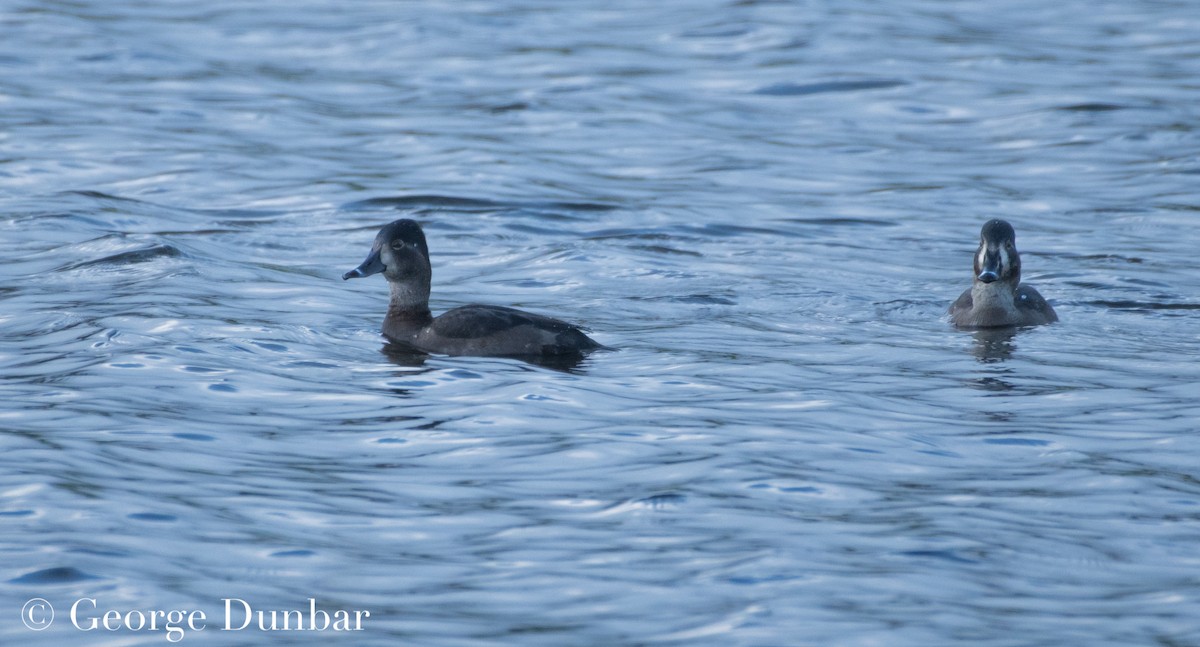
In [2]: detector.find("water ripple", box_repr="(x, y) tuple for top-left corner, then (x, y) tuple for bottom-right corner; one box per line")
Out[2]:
(2, 1), (1200, 646)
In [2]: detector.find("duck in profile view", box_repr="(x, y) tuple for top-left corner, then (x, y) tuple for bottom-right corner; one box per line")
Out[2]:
(949, 219), (1058, 328)
(343, 219), (607, 358)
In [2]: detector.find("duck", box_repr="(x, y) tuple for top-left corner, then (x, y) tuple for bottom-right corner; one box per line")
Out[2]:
(949, 219), (1058, 328)
(343, 219), (607, 357)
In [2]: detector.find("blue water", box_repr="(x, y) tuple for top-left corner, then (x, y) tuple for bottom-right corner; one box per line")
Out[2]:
(3, 1), (1200, 645)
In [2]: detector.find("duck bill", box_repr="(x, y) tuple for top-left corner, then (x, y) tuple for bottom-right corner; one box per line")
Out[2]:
(977, 249), (1002, 283)
(342, 248), (385, 280)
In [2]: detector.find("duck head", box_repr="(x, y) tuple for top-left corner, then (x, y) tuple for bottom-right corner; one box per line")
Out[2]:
(343, 219), (431, 282)
(973, 219), (1021, 285)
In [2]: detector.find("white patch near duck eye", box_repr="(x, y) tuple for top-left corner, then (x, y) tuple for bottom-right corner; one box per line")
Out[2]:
(999, 247), (1010, 275)
(976, 246), (987, 270)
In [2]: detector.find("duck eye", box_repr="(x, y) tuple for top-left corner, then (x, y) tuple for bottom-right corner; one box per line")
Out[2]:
(391, 241), (406, 250)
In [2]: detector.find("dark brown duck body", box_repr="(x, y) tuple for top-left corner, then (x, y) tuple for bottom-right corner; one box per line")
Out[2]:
(344, 219), (606, 357)
(949, 219), (1058, 328)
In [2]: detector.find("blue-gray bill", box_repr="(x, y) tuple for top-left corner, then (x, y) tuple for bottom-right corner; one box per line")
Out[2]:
(342, 249), (384, 280)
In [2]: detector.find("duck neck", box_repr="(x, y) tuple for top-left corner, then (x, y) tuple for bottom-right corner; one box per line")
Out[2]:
(971, 278), (1018, 311)
(384, 280), (433, 339)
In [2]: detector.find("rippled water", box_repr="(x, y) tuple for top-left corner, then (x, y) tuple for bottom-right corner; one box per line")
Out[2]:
(3, 1), (1200, 645)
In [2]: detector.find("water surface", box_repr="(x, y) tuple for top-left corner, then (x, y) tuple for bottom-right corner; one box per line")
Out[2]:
(2, 1), (1200, 645)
